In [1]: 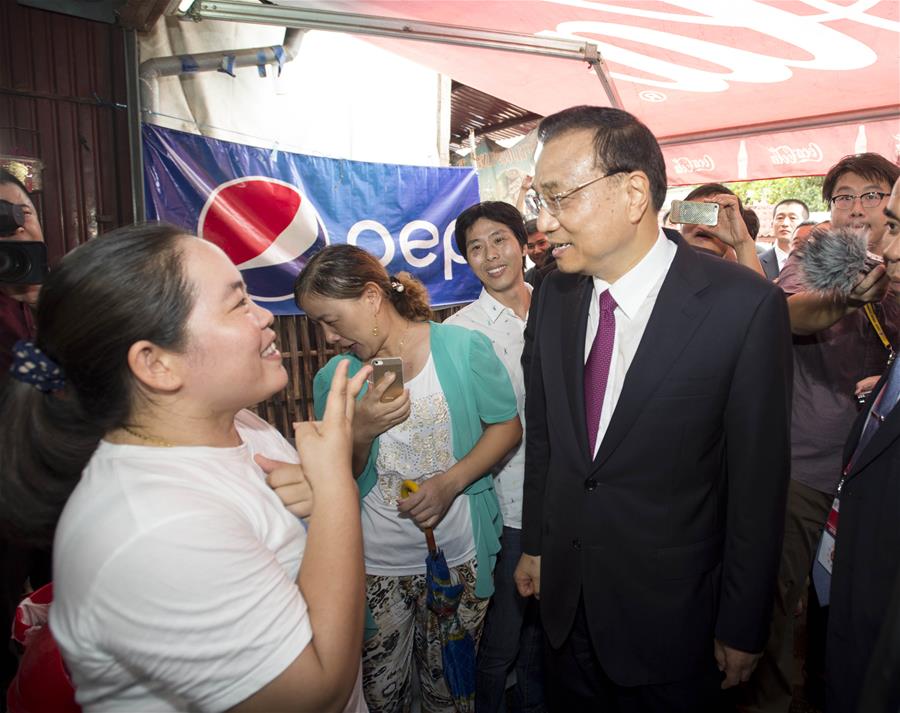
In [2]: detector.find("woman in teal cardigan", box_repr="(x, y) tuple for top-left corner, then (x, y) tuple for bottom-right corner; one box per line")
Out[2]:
(296, 245), (521, 713)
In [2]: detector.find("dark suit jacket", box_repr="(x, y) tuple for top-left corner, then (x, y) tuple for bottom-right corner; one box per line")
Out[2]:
(856, 568), (900, 713)
(759, 247), (780, 281)
(827, 366), (900, 713)
(521, 233), (793, 687)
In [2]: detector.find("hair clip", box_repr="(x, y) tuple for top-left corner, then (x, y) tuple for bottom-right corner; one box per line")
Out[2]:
(10, 340), (66, 393)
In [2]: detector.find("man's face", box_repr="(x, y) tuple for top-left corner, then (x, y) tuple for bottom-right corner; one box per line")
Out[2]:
(0, 183), (43, 244)
(879, 178), (900, 296)
(772, 202), (806, 247)
(679, 194), (729, 257)
(463, 217), (526, 298)
(829, 171), (892, 253)
(526, 231), (551, 267)
(533, 129), (631, 277)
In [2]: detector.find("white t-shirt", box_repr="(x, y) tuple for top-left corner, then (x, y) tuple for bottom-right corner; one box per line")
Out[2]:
(362, 355), (475, 574)
(50, 410), (366, 713)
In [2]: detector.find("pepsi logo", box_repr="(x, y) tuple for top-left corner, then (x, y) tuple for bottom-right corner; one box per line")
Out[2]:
(198, 176), (328, 303)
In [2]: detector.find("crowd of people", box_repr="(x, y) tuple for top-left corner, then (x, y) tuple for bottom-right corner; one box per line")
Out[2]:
(0, 105), (899, 713)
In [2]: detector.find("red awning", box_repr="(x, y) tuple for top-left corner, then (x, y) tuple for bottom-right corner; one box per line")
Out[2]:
(309, 0), (900, 183)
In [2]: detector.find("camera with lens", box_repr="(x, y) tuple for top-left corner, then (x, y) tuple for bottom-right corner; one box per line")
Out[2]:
(0, 199), (48, 284)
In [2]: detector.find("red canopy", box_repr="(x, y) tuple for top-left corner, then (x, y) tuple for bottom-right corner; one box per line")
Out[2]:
(327, 0), (900, 184)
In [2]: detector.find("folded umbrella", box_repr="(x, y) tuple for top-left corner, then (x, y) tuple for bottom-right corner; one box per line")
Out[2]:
(401, 480), (476, 713)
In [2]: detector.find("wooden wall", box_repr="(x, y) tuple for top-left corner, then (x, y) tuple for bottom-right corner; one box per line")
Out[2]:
(1, 2), (468, 439)
(0, 0), (134, 262)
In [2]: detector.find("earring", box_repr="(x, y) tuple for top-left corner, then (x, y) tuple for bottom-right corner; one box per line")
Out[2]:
(372, 319), (379, 337)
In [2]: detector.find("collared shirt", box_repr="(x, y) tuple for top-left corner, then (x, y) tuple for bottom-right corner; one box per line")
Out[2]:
(445, 285), (531, 528)
(584, 230), (677, 457)
(774, 242), (791, 272)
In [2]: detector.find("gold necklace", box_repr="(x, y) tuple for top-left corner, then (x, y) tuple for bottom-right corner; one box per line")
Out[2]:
(122, 425), (174, 448)
(397, 319), (411, 356)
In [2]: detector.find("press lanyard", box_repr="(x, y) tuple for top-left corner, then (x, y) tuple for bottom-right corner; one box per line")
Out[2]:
(863, 303), (895, 365)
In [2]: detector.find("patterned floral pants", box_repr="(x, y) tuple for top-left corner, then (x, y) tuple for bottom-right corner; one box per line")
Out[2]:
(362, 558), (488, 713)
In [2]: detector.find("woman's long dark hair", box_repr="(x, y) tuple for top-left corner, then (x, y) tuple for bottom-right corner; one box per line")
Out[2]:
(0, 223), (194, 544)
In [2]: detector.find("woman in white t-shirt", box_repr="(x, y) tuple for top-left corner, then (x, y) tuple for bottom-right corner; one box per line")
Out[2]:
(0, 223), (369, 713)
(295, 245), (522, 713)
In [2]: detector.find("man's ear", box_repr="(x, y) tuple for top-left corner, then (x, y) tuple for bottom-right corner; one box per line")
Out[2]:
(127, 340), (183, 393)
(624, 171), (653, 225)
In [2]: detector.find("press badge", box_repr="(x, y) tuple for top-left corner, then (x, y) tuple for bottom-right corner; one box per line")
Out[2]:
(812, 495), (840, 606)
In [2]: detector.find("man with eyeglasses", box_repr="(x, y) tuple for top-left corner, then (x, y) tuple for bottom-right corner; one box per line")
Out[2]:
(739, 153), (900, 713)
(513, 105), (792, 711)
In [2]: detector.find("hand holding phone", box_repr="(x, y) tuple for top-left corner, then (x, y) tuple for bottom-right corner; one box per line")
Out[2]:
(371, 357), (404, 402)
(670, 200), (719, 227)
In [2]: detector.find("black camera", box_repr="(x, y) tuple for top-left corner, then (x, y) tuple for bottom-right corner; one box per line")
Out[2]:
(0, 241), (47, 284)
(0, 199), (48, 284)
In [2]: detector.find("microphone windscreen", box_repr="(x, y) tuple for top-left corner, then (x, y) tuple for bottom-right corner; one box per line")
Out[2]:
(795, 226), (880, 296)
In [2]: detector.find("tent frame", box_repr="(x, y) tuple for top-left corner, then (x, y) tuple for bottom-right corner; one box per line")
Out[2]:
(180, 0), (623, 108)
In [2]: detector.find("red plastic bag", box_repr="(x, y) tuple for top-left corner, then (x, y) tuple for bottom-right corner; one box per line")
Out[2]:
(6, 583), (80, 713)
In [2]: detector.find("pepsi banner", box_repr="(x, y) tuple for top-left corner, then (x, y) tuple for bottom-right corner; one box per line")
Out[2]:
(143, 124), (482, 314)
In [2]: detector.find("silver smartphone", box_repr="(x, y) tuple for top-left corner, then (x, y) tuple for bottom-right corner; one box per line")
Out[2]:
(371, 357), (404, 402)
(670, 200), (719, 226)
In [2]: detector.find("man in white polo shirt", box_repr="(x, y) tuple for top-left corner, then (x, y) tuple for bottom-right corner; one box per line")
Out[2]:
(448, 201), (544, 713)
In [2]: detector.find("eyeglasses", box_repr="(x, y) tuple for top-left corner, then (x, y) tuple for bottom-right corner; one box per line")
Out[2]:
(531, 169), (626, 216)
(830, 191), (890, 211)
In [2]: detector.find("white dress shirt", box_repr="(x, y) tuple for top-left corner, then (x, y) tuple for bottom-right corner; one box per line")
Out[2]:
(774, 242), (791, 272)
(445, 285), (530, 528)
(584, 230), (677, 457)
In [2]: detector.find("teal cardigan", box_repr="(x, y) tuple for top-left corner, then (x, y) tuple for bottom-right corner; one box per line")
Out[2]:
(313, 321), (518, 600)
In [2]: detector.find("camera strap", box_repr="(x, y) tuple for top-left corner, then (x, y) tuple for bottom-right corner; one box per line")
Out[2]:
(863, 303), (895, 366)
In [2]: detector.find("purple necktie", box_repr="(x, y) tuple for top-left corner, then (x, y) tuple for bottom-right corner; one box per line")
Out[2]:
(585, 290), (617, 456)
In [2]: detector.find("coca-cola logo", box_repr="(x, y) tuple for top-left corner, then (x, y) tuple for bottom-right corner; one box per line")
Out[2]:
(545, 3), (877, 95)
(768, 143), (824, 165)
(672, 155), (716, 174)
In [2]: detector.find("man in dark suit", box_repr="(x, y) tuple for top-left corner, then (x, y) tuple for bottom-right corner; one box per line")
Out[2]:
(758, 199), (809, 281)
(826, 176), (900, 713)
(514, 106), (793, 711)
(758, 246), (779, 281)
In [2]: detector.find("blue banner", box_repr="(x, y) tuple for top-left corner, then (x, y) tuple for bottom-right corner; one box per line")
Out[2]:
(143, 124), (481, 314)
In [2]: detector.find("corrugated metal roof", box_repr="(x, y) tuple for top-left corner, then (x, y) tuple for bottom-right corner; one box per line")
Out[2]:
(450, 81), (541, 150)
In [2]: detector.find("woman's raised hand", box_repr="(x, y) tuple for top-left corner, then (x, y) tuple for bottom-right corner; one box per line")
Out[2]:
(297, 360), (371, 492)
(258, 361), (371, 515)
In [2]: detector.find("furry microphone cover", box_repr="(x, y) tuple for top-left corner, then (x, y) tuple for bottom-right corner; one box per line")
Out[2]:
(795, 226), (883, 297)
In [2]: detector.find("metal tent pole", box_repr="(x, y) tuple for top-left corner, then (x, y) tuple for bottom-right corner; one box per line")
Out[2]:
(183, 0), (623, 109)
(124, 28), (145, 222)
